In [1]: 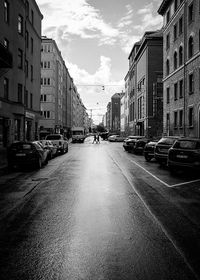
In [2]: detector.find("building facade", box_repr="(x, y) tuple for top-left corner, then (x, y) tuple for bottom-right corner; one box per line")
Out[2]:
(111, 92), (121, 133)
(127, 31), (163, 137)
(40, 37), (69, 138)
(0, 0), (43, 146)
(158, 0), (200, 137)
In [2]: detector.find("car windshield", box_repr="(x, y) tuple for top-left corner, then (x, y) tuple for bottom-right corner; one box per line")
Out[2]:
(72, 131), (84, 135)
(46, 135), (61, 140)
(173, 140), (200, 149)
(158, 137), (177, 145)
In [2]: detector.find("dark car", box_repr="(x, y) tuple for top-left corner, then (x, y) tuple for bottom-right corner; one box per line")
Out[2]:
(133, 138), (150, 154)
(154, 136), (179, 165)
(123, 136), (145, 152)
(168, 138), (200, 172)
(7, 141), (49, 170)
(144, 140), (159, 161)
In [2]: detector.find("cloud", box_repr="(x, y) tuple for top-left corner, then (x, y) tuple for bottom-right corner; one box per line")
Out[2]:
(38, 0), (119, 45)
(134, 3), (162, 32)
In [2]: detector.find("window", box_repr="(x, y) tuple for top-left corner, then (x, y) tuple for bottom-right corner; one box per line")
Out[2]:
(174, 111), (178, 128)
(43, 111), (50, 118)
(188, 107), (194, 127)
(167, 87), (170, 104)
(179, 17), (183, 35)
(188, 36), (194, 58)
(179, 79), (183, 98)
(166, 10), (170, 24)
(166, 113), (170, 131)
(174, 0), (178, 12)
(174, 51), (177, 70)
(25, 60), (28, 77)
(30, 93), (33, 109)
(44, 61), (47, 68)
(4, 1), (9, 23)
(31, 37), (33, 54)
(174, 83), (178, 100)
(179, 46), (183, 66)
(174, 24), (177, 41)
(17, 84), (23, 103)
(48, 61), (50, 68)
(31, 65), (33, 81)
(18, 49), (23, 69)
(24, 90), (28, 107)
(188, 2), (194, 23)
(166, 59), (170, 76)
(4, 78), (9, 99)
(25, 0), (29, 18)
(47, 78), (50, 85)
(189, 73), (194, 94)
(18, 15), (23, 35)
(179, 110), (183, 127)
(31, 10), (34, 25)
(3, 38), (9, 49)
(25, 30), (29, 48)
(166, 33), (170, 50)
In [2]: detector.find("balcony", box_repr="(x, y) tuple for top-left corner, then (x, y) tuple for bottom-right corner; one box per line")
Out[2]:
(0, 42), (13, 69)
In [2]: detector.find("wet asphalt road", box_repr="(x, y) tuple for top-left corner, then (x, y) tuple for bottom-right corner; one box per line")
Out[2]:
(0, 137), (200, 279)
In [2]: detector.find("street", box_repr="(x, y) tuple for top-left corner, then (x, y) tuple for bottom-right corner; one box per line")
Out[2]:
(1, 137), (200, 280)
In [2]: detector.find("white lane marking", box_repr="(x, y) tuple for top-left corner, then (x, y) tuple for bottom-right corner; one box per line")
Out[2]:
(129, 158), (200, 188)
(129, 159), (171, 188)
(170, 178), (200, 188)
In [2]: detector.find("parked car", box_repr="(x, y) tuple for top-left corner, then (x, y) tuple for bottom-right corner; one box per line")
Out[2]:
(144, 140), (159, 161)
(40, 140), (57, 159)
(133, 138), (150, 154)
(45, 134), (68, 154)
(123, 136), (145, 152)
(154, 136), (179, 165)
(108, 135), (126, 142)
(168, 138), (200, 172)
(7, 141), (49, 170)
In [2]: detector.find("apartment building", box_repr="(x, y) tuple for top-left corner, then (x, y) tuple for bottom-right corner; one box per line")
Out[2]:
(127, 31), (163, 137)
(158, 0), (200, 137)
(0, 0), (43, 146)
(111, 92), (121, 134)
(106, 102), (111, 131)
(40, 37), (72, 138)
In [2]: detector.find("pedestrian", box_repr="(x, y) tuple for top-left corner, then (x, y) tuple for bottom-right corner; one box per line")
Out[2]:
(97, 134), (100, 144)
(92, 134), (97, 144)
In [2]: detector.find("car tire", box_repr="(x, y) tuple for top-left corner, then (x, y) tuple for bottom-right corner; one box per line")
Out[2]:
(145, 154), (152, 162)
(36, 157), (42, 169)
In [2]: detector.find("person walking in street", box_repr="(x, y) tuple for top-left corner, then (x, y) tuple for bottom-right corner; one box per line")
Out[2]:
(97, 134), (100, 144)
(92, 134), (97, 144)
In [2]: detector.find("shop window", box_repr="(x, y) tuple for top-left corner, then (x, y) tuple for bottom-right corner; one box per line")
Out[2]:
(14, 119), (21, 141)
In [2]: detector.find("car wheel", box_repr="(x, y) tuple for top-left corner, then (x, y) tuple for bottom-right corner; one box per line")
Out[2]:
(36, 157), (42, 169)
(145, 154), (152, 162)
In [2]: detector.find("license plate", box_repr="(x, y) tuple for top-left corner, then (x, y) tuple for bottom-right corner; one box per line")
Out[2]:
(16, 153), (26, 156)
(176, 155), (188, 159)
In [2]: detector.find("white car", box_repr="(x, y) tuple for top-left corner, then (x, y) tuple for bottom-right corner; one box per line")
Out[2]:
(108, 135), (126, 142)
(45, 134), (68, 154)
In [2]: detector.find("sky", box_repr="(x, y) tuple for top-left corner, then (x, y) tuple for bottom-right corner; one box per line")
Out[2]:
(37, 0), (163, 124)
